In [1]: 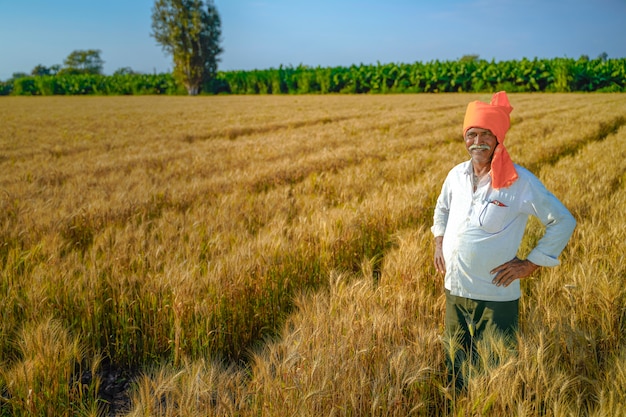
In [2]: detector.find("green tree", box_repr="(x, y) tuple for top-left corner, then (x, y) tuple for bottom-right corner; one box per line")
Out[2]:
(30, 64), (61, 76)
(61, 49), (104, 75)
(151, 0), (223, 95)
(31, 64), (52, 76)
(11, 72), (29, 79)
(114, 67), (137, 75)
(459, 54), (480, 63)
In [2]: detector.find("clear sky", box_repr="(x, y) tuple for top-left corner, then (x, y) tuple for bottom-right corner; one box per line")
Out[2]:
(1, 0), (625, 81)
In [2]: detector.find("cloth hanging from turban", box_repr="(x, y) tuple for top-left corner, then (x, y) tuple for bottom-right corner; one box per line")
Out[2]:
(463, 91), (518, 189)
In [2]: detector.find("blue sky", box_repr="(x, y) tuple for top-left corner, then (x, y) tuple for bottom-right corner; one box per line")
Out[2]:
(1, 0), (625, 81)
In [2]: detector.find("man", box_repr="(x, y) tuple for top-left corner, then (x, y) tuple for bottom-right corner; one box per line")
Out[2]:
(431, 91), (576, 389)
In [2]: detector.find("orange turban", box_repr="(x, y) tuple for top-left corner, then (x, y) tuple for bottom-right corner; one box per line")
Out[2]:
(463, 91), (518, 189)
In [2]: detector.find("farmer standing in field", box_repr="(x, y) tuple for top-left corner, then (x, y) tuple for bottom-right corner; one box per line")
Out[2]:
(431, 91), (576, 390)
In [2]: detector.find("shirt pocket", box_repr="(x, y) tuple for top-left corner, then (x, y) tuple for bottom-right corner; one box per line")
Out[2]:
(478, 200), (510, 233)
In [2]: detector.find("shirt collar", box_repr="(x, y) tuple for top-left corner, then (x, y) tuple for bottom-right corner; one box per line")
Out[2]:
(464, 160), (492, 178)
(464, 160), (474, 176)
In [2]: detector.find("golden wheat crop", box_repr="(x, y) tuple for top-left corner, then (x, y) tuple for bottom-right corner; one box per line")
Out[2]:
(1, 94), (625, 416)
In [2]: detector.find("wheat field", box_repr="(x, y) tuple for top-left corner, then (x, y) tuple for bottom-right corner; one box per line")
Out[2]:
(1, 94), (626, 416)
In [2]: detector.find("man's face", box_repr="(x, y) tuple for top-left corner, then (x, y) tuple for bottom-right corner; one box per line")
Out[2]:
(464, 127), (498, 164)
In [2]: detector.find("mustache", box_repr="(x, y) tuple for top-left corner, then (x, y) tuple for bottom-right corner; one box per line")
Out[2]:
(469, 144), (491, 151)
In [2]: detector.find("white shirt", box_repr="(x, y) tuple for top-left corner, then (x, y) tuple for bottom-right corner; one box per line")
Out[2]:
(431, 160), (576, 301)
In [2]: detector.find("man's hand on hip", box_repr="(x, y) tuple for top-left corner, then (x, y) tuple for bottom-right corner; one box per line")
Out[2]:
(491, 257), (539, 287)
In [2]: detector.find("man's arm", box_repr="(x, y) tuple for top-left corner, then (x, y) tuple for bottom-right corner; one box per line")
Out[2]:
(523, 170), (577, 268)
(431, 170), (454, 276)
(491, 172), (576, 287)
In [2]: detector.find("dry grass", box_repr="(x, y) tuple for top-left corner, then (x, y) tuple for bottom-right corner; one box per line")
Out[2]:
(1, 94), (625, 416)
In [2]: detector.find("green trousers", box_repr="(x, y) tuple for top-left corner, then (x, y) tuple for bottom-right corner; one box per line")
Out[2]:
(444, 289), (519, 391)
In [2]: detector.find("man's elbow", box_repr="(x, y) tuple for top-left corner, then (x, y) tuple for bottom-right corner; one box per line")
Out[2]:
(564, 212), (577, 236)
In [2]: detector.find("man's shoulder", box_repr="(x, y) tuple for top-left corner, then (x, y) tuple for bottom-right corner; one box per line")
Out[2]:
(443, 161), (471, 181)
(513, 164), (540, 181)
(510, 164), (550, 192)
(450, 160), (471, 173)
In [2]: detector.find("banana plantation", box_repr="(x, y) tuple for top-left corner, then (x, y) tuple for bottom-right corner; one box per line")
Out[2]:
(2, 56), (625, 95)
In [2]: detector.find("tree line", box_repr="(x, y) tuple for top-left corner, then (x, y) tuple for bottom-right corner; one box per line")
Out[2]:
(2, 55), (625, 96)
